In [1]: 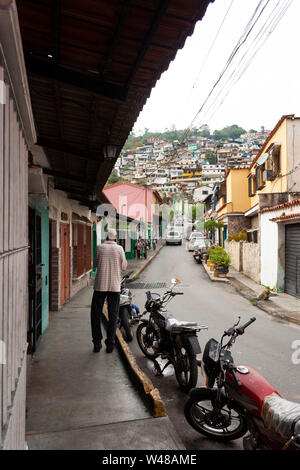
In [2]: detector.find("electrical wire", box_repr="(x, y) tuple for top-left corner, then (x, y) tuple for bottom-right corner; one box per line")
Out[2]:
(124, 0), (294, 191)
(180, 0), (236, 122)
(182, 0), (294, 142)
(181, 0), (272, 141)
(200, 0), (292, 127)
(130, 1), (270, 176)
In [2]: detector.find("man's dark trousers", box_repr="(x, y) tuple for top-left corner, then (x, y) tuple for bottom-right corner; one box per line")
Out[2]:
(91, 291), (120, 345)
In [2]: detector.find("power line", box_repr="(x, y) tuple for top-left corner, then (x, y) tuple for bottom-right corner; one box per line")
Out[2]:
(190, 0), (294, 133)
(156, 0), (293, 176)
(130, 1), (271, 176)
(182, 0), (273, 140)
(180, 0), (236, 121)
(124, 0), (294, 189)
(199, 0), (292, 127)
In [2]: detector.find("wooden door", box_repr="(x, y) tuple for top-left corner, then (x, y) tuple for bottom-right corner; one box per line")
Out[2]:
(60, 223), (70, 305)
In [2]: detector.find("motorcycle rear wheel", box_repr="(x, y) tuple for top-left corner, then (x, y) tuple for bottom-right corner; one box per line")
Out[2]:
(184, 388), (248, 441)
(136, 321), (159, 358)
(174, 340), (198, 393)
(119, 307), (133, 342)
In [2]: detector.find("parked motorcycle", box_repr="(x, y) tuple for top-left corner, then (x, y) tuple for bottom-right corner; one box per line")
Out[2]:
(136, 279), (207, 392)
(118, 271), (141, 342)
(193, 239), (212, 264)
(184, 316), (300, 450)
(193, 246), (202, 264)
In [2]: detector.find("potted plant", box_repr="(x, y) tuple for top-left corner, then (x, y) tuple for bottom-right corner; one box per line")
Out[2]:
(208, 246), (231, 276)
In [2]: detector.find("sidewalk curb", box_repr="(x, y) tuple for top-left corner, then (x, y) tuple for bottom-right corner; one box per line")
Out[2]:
(227, 277), (300, 327)
(102, 306), (167, 418)
(202, 263), (300, 326)
(128, 243), (165, 282)
(202, 260), (229, 283)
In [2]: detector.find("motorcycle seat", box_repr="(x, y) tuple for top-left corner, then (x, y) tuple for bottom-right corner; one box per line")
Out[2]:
(261, 393), (300, 439)
(165, 318), (198, 332)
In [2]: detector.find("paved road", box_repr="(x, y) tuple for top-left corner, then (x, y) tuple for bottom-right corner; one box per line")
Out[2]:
(129, 244), (300, 450)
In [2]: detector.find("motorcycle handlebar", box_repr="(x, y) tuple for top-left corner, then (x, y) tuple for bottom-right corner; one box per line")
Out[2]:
(236, 317), (256, 335)
(225, 317), (256, 336)
(165, 291), (184, 296)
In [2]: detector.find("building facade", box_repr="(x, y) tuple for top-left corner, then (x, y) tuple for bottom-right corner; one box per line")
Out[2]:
(0, 1), (36, 449)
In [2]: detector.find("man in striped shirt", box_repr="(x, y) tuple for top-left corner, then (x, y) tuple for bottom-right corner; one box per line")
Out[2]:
(91, 229), (127, 353)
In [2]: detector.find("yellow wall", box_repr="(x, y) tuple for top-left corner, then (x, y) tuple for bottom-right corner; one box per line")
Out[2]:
(227, 169), (251, 212)
(249, 119), (288, 208)
(218, 202), (233, 217)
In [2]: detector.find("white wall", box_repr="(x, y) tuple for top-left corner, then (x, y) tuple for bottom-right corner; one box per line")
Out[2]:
(260, 203), (300, 290)
(260, 211), (278, 289)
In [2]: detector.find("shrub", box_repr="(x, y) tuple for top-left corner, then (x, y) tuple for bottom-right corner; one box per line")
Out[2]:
(228, 230), (247, 242)
(209, 246), (231, 268)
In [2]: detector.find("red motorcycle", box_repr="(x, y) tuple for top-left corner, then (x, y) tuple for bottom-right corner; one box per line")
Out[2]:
(184, 317), (300, 450)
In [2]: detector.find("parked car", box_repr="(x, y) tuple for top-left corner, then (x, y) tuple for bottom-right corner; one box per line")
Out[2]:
(187, 231), (205, 251)
(166, 230), (182, 245)
(193, 238), (212, 263)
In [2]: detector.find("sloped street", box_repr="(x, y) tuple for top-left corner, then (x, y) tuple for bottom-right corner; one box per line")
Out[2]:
(129, 244), (300, 450)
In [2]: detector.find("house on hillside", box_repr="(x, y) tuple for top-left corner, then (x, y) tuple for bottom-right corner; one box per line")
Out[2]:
(193, 185), (213, 203)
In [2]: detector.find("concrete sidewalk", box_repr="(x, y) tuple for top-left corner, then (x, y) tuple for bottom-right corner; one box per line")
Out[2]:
(25, 286), (185, 450)
(125, 239), (165, 281)
(227, 267), (300, 326)
(201, 260), (300, 325)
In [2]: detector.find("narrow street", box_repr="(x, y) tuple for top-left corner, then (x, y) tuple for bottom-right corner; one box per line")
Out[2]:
(129, 244), (300, 451)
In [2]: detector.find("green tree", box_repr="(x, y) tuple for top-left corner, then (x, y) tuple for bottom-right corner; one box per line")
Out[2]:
(212, 124), (246, 141)
(106, 170), (123, 185)
(205, 151), (217, 164)
(204, 220), (224, 239)
(198, 124), (211, 138)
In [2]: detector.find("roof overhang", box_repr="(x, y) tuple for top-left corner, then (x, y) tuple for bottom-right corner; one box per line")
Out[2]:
(245, 204), (259, 217)
(0, 0), (36, 145)
(270, 214), (300, 224)
(16, 0), (214, 204)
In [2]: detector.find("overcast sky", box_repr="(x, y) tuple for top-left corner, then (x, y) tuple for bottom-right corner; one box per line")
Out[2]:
(133, 0), (299, 135)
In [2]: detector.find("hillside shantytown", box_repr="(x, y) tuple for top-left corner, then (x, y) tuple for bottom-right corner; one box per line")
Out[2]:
(1, 0), (300, 454)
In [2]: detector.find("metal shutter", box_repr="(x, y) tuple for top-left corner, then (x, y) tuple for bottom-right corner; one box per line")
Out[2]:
(285, 224), (300, 298)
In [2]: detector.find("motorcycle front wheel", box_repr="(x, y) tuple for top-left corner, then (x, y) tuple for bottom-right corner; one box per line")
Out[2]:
(174, 340), (198, 393)
(184, 388), (248, 441)
(119, 307), (133, 342)
(136, 321), (160, 358)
